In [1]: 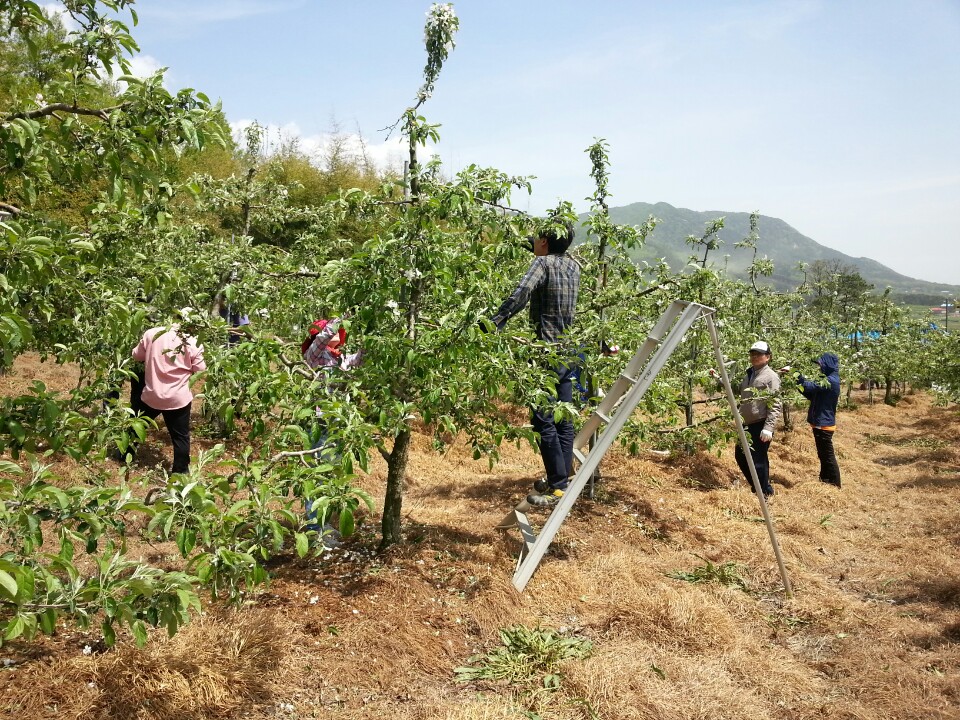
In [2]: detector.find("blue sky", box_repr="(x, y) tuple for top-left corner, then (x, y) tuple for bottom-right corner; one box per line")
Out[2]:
(112, 1), (960, 285)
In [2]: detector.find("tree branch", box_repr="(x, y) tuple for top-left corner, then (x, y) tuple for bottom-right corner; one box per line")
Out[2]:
(375, 197), (528, 216)
(262, 446), (324, 475)
(260, 270), (324, 279)
(275, 351), (317, 380)
(679, 396), (727, 407)
(9, 102), (124, 123)
(0, 202), (21, 216)
(653, 414), (724, 433)
(5, 102), (125, 123)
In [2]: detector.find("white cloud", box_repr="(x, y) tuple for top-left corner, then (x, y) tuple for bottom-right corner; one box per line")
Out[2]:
(108, 55), (168, 91)
(127, 55), (164, 80)
(228, 120), (435, 174)
(39, 2), (78, 31)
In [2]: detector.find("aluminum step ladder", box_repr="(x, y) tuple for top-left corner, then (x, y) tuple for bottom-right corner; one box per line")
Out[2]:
(496, 300), (792, 595)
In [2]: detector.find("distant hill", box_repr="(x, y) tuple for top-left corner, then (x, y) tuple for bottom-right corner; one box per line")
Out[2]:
(585, 202), (959, 299)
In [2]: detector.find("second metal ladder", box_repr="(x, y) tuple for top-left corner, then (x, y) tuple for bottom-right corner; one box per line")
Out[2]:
(496, 300), (792, 596)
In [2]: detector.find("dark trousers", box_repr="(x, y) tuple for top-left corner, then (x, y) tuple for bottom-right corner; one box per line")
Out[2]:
(129, 375), (192, 474)
(735, 420), (772, 495)
(813, 428), (841, 487)
(531, 364), (577, 489)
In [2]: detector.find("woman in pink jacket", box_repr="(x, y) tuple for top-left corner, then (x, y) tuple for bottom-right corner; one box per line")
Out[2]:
(128, 324), (206, 474)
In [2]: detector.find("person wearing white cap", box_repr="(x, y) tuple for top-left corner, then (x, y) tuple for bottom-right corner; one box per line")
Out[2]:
(734, 340), (782, 498)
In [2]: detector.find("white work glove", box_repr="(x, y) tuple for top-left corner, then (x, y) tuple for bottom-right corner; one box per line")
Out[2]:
(759, 429), (773, 442)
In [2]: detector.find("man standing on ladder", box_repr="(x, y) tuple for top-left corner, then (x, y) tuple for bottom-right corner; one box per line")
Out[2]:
(486, 218), (580, 508)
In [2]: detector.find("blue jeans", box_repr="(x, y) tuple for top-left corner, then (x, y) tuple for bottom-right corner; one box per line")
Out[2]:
(531, 364), (577, 490)
(304, 431), (334, 529)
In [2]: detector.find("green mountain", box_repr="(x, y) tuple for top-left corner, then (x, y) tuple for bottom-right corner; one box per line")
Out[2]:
(589, 202), (959, 300)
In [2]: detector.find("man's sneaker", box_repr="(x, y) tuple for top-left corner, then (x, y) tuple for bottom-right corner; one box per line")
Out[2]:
(533, 476), (578, 493)
(527, 488), (564, 508)
(319, 523), (342, 549)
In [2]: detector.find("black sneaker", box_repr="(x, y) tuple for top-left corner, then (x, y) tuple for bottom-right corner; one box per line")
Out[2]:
(527, 487), (564, 508)
(534, 476), (578, 493)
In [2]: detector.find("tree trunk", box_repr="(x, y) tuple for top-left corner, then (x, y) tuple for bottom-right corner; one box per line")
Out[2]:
(380, 428), (412, 549)
(884, 374), (894, 405)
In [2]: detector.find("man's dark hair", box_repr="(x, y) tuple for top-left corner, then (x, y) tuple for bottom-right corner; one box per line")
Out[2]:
(540, 219), (575, 254)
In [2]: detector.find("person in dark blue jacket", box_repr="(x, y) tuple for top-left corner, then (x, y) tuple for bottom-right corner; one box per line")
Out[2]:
(795, 352), (842, 488)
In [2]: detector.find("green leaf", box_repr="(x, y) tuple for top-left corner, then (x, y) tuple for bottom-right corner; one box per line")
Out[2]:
(295, 532), (309, 558)
(39, 609), (57, 636)
(102, 620), (117, 647)
(131, 620), (148, 648)
(353, 488), (376, 512)
(339, 508), (355, 537)
(7, 421), (26, 445)
(0, 460), (23, 474)
(0, 569), (18, 600)
(4, 615), (25, 641)
(177, 527), (197, 555)
(176, 587), (200, 614)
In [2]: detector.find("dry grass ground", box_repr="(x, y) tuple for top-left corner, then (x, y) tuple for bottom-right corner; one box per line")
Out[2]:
(1, 354), (958, 719)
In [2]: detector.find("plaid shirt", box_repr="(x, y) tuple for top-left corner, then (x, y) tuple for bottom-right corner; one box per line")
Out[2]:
(302, 321), (363, 418)
(492, 254), (580, 343)
(303, 322), (342, 370)
(303, 321), (362, 372)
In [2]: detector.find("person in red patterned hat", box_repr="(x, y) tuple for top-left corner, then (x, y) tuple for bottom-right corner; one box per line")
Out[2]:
(299, 313), (364, 537)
